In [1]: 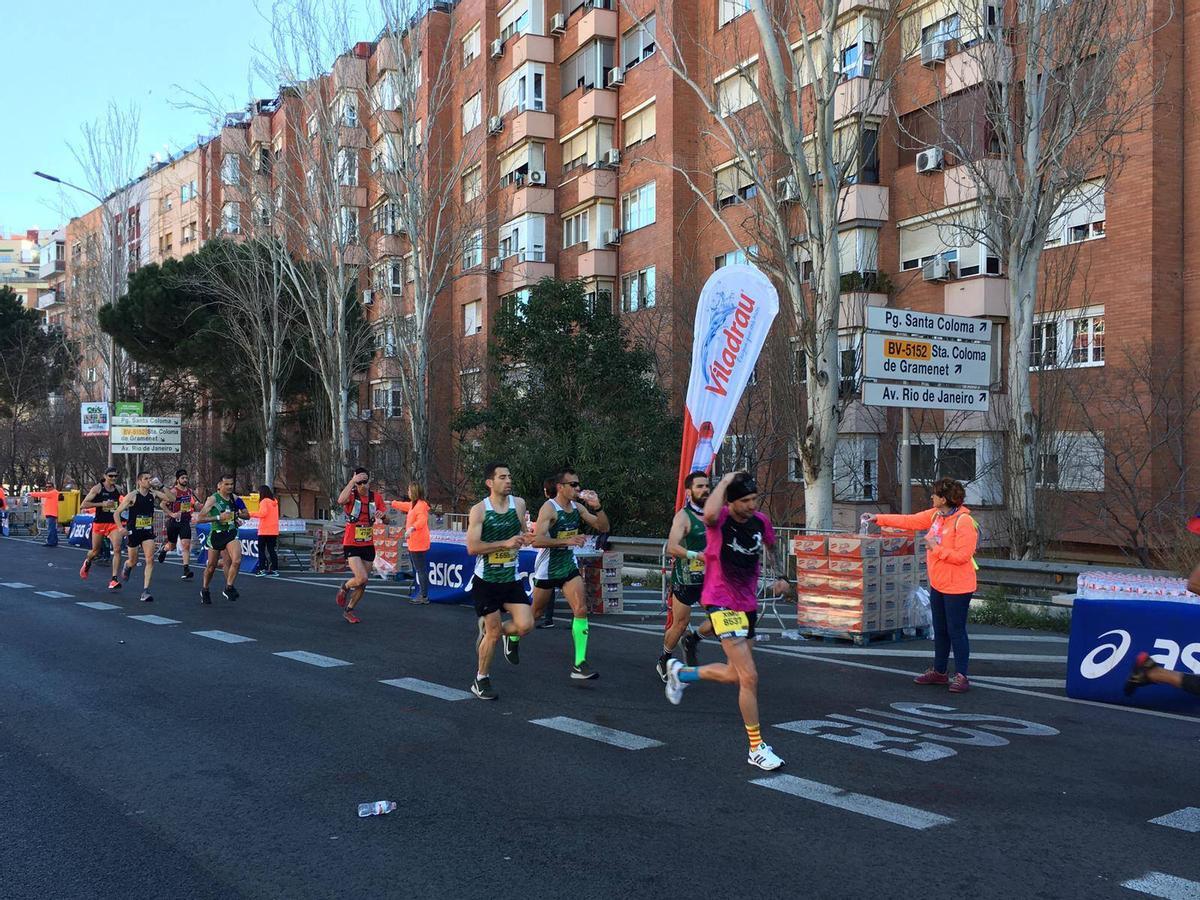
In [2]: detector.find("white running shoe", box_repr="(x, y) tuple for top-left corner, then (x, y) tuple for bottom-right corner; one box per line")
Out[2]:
(665, 658), (687, 705)
(748, 743), (784, 771)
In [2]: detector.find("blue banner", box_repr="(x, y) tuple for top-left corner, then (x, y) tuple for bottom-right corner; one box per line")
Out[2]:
(421, 540), (539, 604)
(1066, 597), (1200, 712)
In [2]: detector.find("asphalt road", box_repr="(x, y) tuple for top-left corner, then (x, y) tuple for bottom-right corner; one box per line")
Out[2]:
(2, 536), (1199, 900)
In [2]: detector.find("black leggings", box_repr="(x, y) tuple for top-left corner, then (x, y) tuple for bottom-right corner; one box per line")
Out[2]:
(1184, 673), (1200, 697)
(257, 535), (279, 572)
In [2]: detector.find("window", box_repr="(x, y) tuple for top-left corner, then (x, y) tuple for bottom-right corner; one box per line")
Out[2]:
(583, 279), (614, 314)
(462, 93), (482, 133)
(181, 222), (197, 245)
(1031, 308), (1104, 369)
(622, 15), (656, 69)
(621, 181), (656, 232)
(221, 154), (240, 186)
(388, 261), (404, 294)
(922, 14), (960, 47)
(372, 382), (404, 417)
(337, 148), (358, 186)
(160, 194), (173, 212)
(374, 70), (399, 111)
(180, 180), (197, 203)
(838, 41), (876, 79)
(715, 61), (758, 116)
(898, 214), (978, 271)
(460, 367), (483, 406)
(717, 433), (757, 477)
(222, 202), (241, 234)
(338, 92), (359, 127)
(502, 288), (531, 315)
(374, 200), (401, 235)
(499, 64), (546, 114)
(499, 213), (547, 260)
(463, 299), (483, 335)
(910, 434), (1002, 505)
(408, 119), (423, 149)
(159, 233), (174, 256)
(1038, 433), (1105, 492)
(1047, 181), (1106, 246)
(835, 437), (879, 501)
(838, 330), (861, 396)
(622, 101), (656, 147)
(561, 121), (614, 172)
(86, 366), (97, 383)
(563, 208), (591, 248)
(715, 245), (758, 269)
(715, 162), (757, 208)
(719, 0), (751, 27)
(462, 165), (482, 202)
(793, 35), (827, 88)
(788, 438), (806, 483)
(561, 39), (615, 96)
(620, 266), (656, 312)
(463, 24), (481, 65)
(500, 141), (547, 185)
(373, 136), (401, 174)
(256, 200), (271, 228)
(463, 229), (484, 268)
(499, 0), (532, 43)
(339, 207), (359, 244)
(374, 321), (397, 357)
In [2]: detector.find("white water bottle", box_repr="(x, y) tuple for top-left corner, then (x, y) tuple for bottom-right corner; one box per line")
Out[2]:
(358, 800), (397, 817)
(690, 421), (716, 472)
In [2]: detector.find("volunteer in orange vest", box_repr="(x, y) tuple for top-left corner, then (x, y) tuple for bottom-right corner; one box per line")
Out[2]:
(391, 482), (431, 604)
(867, 477), (978, 693)
(250, 485), (281, 577)
(29, 479), (62, 547)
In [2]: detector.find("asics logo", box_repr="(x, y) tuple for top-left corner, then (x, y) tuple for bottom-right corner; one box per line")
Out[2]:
(430, 562), (464, 589)
(1080, 629), (1200, 679)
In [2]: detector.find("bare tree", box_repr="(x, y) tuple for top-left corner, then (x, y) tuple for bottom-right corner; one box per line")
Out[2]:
(902, 0), (1164, 556)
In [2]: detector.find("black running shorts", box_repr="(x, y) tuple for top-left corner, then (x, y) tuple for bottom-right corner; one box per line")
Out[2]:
(471, 576), (530, 617)
(129, 529), (156, 548)
(166, 519), (192, 543)
(672, 583), (704, 607)
(343, 545), (376, 563)
(207, 530), (238, 554)
(534, 568), (581, 591)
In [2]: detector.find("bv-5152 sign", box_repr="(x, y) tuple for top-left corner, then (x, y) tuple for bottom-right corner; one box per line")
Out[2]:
(111, 414), (182, 454)
(863, 332), (992, 387)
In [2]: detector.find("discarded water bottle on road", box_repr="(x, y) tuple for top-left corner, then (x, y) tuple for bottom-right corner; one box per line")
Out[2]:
(358, 800), (397, 818)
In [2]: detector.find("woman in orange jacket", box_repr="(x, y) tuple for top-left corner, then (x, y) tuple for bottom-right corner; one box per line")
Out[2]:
(391, 482), (430, 604)
(251, 485), (280, 576)
(29, 480), (62, 547)
(868, 477), (978, 693)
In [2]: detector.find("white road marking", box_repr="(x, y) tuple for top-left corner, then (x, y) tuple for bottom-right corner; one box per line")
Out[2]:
(973, 676), (1067, 688)
(76, 601), (121, 610)
(35, 590), (73, 598)
(1122, 872), (1200, 899)
(193, 630), (257, 644)
(751, 774), (954, 830)
(381, 677), (472, 701)
(1150, 808), (1200, 833)
(788, 646), (1067, 663)
(127, 615), (181, 625)
(273, 650), (352, 668)
(1, 582), (33, 588)
(530, 716), (663, 750)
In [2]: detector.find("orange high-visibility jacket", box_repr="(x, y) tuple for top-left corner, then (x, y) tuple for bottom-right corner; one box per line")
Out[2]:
(250, 498), (279, 537)
(875, 506), (978, 595)
(390, 499), (431, 552)
(29, 489), (60, 518)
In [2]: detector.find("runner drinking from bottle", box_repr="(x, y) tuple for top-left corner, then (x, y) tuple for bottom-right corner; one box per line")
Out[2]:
(658, 470), (716, 681)
(114, 473), (174, 603)
(335, 468), (387, 624)
(79, 467), (126, 590)
(665, 471), (789, 771)
(195, 475), (249, 604)
(158, 469), (199, 579)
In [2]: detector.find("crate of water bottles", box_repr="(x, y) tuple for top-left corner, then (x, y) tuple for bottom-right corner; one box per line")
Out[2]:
(1076, 571), (1198, 603)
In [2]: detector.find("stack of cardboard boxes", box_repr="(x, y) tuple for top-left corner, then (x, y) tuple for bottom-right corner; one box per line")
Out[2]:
(311, 527), (348, 574)
(792, 531), (928, 636)
(371, 524), (402, 573)
(581, 551), (623, 615)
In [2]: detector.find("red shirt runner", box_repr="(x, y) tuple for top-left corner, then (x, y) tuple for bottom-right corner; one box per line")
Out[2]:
(343, 490), (385, 547)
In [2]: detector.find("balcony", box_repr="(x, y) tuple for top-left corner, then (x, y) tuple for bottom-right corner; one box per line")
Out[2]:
(838, 291), (887, 329)
(509, 183), (555, 216)
(837, 0), (890, 15)
(333, 54), (367, 91)
(498, 254), (555, 292)
(38, 257), (65, 279)
(511, 33), (556, 66)
(578, 6), (618, 42)
(504, 110), (556, 149)
(943, 160), (1008, 206)
(36, 291), (58, 310)
(577, 89), (617, 123)
(838, 184), (888, 224)
(577, 167), (617, 203)
(944, 276), (1009, 318)
(833, 77), (887, 121)
(577, 249), (617, 278)
(944, 42), (1013, 95)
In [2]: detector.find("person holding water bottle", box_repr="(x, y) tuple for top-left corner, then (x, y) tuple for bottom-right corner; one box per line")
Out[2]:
(866, 477), (978, 693)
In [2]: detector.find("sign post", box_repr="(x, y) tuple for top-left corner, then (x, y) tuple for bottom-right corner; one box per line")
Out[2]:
(111, 415), (182, 455)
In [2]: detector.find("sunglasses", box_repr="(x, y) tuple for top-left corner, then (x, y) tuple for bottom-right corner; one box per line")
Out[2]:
(561, 481), (581, 488)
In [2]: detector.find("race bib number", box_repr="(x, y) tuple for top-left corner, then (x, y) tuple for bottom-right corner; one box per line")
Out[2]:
(710, 610), (750, 638)
(135, 515), (153, 530)
(688, 556), (706, 573)
(354, 524), (373, 542)
(487, 549), (517, 566)
(180, 501), (193, 512)
(558, 529), (578, 540)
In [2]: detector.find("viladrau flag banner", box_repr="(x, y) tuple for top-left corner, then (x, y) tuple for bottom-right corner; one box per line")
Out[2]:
(675, 264), (779, 508)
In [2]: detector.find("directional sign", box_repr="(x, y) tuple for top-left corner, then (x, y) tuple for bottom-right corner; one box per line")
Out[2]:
(114, 401), (144, 416)
(863, 382), (990, 412)
(111, 415), (182, 454)
(863, 332), (992, 387)
(866, 306), (992, 343)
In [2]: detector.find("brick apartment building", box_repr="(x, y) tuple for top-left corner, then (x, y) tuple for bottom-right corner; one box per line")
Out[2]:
(44, 0), (1186, 548)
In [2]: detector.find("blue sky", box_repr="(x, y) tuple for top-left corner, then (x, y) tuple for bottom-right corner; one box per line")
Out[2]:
(1, 1), (330, 232)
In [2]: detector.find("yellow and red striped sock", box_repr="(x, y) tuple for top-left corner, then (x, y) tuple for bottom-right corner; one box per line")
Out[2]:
(745, 723), (762, 752)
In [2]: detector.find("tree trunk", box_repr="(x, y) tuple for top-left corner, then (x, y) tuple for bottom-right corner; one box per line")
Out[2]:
(802, 228), (841, 532)
(408, 340), (429, 485)
(263, 378), (278, 489)
(1006, 259), (1039, 560)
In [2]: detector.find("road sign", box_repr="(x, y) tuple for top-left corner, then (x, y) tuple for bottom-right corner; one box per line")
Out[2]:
(863, 382), (990, 412)
(80, 402), (110, 437)
(863, 332), (992, 387)
(114, 401), (144, 416)
(866, 306), (992, 343)
(111, 415), (181, 454)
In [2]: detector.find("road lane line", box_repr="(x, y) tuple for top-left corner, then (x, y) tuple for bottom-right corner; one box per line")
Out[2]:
(751, 774), (953, 830)
(273, 650), (352, 668)
(1122, 872), (1200, 899)
(381, 677), (472, 701)
(35, 590), (73, 598)
(76, 601), (121, 610)
(1, 582), (33, 588)
(530, 716), (663, 750)
(1150, 808), (1200, 833)
(127, 615), (181, 625)
(193, 630), (257, 644)
(973, 676), (1067, 688)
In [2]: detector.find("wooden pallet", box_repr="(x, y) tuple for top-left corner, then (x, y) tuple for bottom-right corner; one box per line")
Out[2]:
(798, 626), (932, 646)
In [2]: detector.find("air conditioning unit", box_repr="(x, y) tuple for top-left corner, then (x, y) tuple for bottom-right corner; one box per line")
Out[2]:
(490, 38), (504, 59)
(361, 289), (374, 306)
(487, 115), (504, 134)
(608, 68), (624, 87)
(922, 256), (954, 282)
(921, 40), (947, 66)
(489, 256), (502, 272)
(776, 175), (801, 203)
(604, 148), (621, 167)
(915, 147), (944, 174)
(550, 12), (566, 34)
(603, 228), (621, 246)
(528, 170), (546, 185)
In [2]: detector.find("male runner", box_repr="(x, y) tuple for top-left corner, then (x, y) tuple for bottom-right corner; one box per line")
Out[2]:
(534, 477), (558, 629)
(335, 468), (387, 624)
(157, 469), (199, 579)
(657, 470), (716, 681)
(79, 467), (127, 590)
(465, 462), (533, 700)
(114, 473), (174, 602)
(665, 471), (790, 771)
(195, 475), (249, 604)
(531, 468), (610, 679)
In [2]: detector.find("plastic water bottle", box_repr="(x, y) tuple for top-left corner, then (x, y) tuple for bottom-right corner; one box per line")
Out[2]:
(358, 800), (397, 817)
(859, 514), (871, 535)
(690, 422), (716, 472)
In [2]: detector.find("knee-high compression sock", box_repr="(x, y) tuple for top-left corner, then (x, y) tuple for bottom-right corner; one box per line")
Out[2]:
(572, 616), (589, 666)
(1183, 673), (1200, 697)
(745, 723), (763, 752)
(678, 667), (701, 683)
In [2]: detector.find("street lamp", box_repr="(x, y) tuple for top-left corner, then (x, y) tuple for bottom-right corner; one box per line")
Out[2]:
(34, 170), (119, 466)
